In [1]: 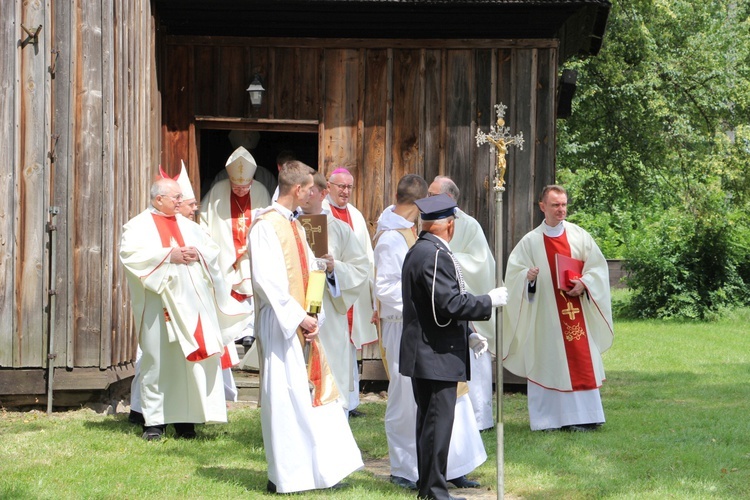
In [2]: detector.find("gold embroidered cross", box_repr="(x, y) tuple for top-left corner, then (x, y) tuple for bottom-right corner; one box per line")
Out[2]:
(561, 302), (580, 320)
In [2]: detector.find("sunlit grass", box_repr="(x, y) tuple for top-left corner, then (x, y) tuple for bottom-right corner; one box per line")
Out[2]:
(2, 307), (749, 498)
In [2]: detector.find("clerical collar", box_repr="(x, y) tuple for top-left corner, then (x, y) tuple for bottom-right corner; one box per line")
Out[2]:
(299, 207), (330, 216)
(543, 220), (565, 237)
(149, 206), (173, 218)
(327, 197), (348, 209)
(272, 202), (297, 221)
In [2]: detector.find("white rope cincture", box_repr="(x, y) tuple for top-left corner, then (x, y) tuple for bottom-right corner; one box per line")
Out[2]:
(430, 246), (467, 328)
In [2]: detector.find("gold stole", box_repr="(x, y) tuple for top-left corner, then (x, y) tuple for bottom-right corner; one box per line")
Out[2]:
(260, 210), (340, 407)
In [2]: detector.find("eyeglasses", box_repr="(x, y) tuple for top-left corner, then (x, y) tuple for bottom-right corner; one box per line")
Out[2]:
(163, 193), (183, 201)
(329, 182), (354, 191)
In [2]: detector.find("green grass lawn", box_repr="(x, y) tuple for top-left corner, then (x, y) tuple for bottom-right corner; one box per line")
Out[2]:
(2, 307), (750, 499)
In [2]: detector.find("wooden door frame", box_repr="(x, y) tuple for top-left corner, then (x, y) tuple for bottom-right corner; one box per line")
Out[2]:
(192, 117), (322, 197)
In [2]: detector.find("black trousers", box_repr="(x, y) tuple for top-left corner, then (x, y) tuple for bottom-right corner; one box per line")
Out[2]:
(411, 377), (458, 500)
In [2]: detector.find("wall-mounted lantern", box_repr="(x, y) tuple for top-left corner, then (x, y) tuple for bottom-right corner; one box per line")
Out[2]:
(246, 74), (265, 109)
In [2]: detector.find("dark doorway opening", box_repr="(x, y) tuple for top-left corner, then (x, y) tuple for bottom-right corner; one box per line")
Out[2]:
(198, 129), (318, 199)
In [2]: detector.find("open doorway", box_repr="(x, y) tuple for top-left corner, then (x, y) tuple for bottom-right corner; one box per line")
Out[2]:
(198, 129), (319, 199)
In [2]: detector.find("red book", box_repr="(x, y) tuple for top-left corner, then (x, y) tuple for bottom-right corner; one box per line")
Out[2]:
(555, 253), (584, 290)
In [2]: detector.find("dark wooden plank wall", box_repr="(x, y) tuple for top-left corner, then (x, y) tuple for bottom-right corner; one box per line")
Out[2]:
(0, 0), (158, 375)
(162, 38), (558, 247)
(361, 49), (388, 232)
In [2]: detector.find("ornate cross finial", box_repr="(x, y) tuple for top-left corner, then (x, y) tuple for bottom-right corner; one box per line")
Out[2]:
(475, 103), (524, 192)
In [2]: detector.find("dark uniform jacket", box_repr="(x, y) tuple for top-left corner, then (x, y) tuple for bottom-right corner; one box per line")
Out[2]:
(399, 232), (493, 382)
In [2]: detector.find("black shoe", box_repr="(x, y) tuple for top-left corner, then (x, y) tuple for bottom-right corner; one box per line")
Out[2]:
(141, 425), (165, 441)
(266, 480), (277, 493)
(390, 475), (417, 490)
(128, 410), (145, 425)
(562, 423), (600, 432)
(348, 408), (365, 418)
(448, 475), (480, 488)
(242, 336), (255, 348)
(174, 423), (197, 439)
(329, 481), (349, 490)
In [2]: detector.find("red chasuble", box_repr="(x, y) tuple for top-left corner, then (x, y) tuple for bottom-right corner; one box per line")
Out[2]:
(543, 231), (597, 391)
(151, 213), (232, 368)
(230, 192), (252, 302)
(328, 204), (355, 336)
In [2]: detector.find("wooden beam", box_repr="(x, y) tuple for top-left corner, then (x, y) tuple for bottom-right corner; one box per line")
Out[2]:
(166, 35), (559, 51)
(0, 370), (46, 395)
(194, 116), (319, 133)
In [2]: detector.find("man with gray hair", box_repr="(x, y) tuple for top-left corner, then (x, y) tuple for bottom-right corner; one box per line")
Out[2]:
(120, 178), (252, 440)
(428, 175), (497, 431)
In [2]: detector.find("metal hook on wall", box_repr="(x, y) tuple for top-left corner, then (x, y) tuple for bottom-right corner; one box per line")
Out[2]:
(20, 24), (43, 49)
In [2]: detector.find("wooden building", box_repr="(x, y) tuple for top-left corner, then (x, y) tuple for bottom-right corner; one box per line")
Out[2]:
(0, 0), (610, 403)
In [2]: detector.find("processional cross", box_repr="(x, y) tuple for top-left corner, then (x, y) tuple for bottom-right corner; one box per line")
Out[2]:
(474, 102), (524, 499)
(475, 103), (524, 191)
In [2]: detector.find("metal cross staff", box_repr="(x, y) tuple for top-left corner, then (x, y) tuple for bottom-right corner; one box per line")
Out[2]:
(475, 102), (523, 499)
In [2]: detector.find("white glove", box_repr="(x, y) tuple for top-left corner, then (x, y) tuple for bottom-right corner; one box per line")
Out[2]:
(488, 287), (508, 307)
(468, 332), (489, 358)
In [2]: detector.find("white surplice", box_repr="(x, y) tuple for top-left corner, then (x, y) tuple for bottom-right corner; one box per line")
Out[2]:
(249, 203), (363, 493)
(503, 221), (614, 430)
(120, 209), (252, 426)
(374, 206), (486, 481)
(306, 210), (372, 410)
(449, 208), (497, 430)
(323, 197), (378, 349)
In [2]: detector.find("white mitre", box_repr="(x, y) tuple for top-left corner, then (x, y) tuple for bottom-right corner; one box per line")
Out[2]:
(176, 160), (195, 200)
(226, 146), (258, 185)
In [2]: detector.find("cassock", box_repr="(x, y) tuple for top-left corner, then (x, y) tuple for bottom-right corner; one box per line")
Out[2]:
(449, 208), (496, 430)
(373, 206), (487, 484)
(249, 203), (363, 493)
(503, 220), (614, 430)
(120, 209), (251, 426)
(324, 197), (378, 408)
(312, 210), (372, 410)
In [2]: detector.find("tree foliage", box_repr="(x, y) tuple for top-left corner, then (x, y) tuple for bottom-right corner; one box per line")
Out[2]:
(558, 0), (750, 318)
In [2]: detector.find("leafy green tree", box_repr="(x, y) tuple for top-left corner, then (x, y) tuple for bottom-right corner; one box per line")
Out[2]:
(557, 0), (750, 317)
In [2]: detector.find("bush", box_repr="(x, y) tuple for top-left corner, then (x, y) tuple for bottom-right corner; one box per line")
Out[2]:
(623, 193), (750, 320)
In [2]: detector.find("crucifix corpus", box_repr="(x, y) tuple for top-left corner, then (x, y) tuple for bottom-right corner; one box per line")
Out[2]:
(474, 102), (523, 499)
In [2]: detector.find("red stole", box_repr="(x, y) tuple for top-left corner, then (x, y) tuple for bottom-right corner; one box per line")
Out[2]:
(230, 192), (252, 302)
(329, 204), (355, 336)
(151, 213), (231, 368)
(543, 231), (597, 391)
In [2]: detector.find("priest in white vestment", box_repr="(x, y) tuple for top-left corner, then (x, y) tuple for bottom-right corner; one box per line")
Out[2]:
(200, 147), (271, 390)
(373, 174), (487, 491)
(120, 178), (252, 440)
(249, 161), (363, 494)
(429, 176), (496, 431)
(503, 185), (614, 431)
(323, 167), (378, 414)
(130, 161), (202, 424)
(300, 172), (372, 412)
